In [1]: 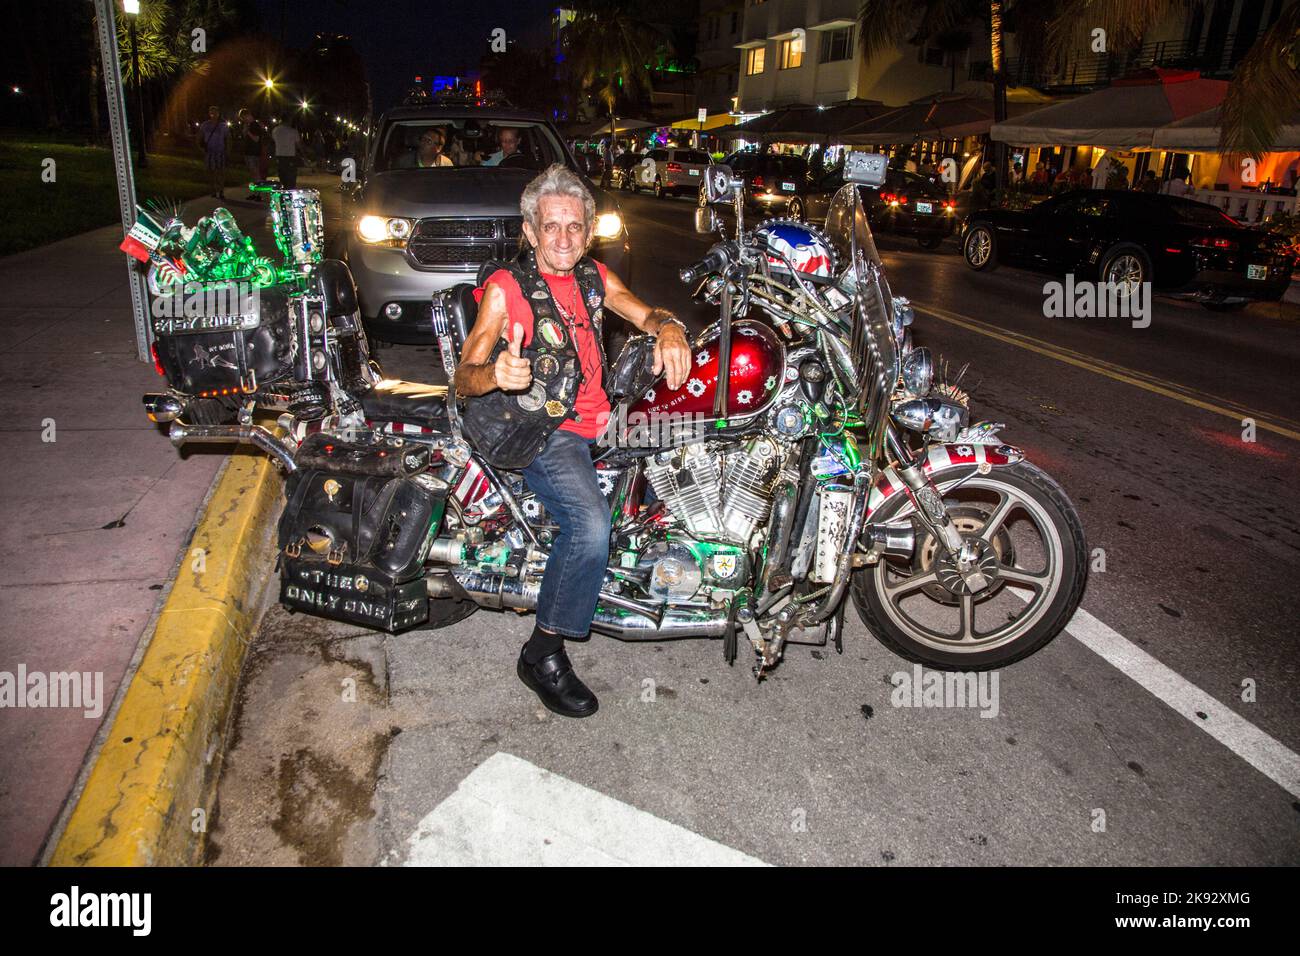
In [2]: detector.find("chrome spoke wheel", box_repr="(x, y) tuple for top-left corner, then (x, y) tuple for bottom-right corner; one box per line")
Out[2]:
(1105, 254), (1144, 296)
(966, 229), (991, 266)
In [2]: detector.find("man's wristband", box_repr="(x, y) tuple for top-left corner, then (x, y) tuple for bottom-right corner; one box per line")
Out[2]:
(651, 312), (688, 339)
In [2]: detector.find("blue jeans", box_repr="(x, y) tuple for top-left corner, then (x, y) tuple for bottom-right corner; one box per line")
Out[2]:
(521, 429), (612, 638)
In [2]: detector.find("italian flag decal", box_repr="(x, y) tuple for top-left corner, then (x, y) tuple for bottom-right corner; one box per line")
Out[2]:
(119, 208), (164, 263)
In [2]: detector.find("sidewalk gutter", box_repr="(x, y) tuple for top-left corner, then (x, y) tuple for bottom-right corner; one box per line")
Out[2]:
(49, 448), (282, 866)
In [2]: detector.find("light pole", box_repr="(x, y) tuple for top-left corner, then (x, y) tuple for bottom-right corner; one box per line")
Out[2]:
(123, 0), (147, 168)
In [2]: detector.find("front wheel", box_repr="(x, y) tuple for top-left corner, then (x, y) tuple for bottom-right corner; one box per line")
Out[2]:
(851, 461), (1087, 670)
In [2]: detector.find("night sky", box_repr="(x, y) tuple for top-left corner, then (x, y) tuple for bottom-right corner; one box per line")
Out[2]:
(252, 0), (558, 114)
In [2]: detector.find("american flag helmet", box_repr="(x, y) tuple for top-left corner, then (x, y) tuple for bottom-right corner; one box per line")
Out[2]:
(758, 221), (834, 278)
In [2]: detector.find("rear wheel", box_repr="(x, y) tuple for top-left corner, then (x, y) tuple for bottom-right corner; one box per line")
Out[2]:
(1099, 243), (1150, 298)
(787, 198), (804, 221)
(962, 224), (998, 270)
(653, 177), (665, 199)
(917, 235), (943, 250)
(414, 597), (478, 631)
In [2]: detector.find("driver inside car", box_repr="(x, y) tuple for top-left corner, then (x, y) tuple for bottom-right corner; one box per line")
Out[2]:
(482, 127), (526, 168)
(394, 127), (454, 168)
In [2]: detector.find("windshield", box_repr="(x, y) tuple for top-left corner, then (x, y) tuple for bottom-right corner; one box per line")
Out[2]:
(373, 119), (564, 172)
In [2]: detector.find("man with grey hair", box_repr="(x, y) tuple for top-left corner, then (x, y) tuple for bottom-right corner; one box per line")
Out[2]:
(456, 163), (691, 717)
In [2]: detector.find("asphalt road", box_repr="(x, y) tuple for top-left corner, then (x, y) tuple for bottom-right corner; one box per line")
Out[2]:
(207, 186), (1300, 866)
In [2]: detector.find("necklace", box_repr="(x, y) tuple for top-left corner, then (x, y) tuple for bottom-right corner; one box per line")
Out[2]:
(550, 277), (600, 383)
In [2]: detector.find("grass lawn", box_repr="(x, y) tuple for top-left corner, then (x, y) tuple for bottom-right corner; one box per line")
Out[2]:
(0, 133), (253, 257)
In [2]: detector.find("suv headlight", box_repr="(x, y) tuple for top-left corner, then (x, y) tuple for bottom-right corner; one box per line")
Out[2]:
(357, 215), (414, 245)
(593, 212), (623, 241)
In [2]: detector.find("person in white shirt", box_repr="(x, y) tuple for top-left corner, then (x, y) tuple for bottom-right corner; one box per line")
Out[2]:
(482, 127), (523, 167)
(271, 120), (301, 188)
(394, 128), (454, 168)
(1160, 164), (1193, 197)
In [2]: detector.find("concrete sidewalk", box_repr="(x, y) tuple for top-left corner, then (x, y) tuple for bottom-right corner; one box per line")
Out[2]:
(0, 185), (314, 865)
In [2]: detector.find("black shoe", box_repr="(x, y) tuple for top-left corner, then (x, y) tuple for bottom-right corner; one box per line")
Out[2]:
(517, 647), (598, 718)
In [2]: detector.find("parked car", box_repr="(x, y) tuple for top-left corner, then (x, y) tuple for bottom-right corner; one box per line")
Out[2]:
(341, 104), (631, 344)
(638, 146), (713, 198)
(791, 166), (957, 249)
(609, 150), (645, 192)
(961, 190), (1293, 309)
(723, 151), (811, 217)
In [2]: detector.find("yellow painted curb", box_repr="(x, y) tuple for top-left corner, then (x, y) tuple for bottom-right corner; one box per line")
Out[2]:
(50, 449), (282, 866)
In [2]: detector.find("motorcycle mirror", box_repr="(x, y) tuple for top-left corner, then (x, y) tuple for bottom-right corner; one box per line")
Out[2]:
(843, 151), (888, 188)
(694, 205), (720, 234)
(703, 164), (737, 204)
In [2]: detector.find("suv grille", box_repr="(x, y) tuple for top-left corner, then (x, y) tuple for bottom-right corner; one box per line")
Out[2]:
(407, 217), (523, 270)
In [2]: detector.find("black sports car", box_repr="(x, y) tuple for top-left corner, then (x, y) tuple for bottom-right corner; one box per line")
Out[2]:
(960, 190), (1293, 310)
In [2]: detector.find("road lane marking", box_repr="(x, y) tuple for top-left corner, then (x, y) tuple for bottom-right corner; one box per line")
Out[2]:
(1062, 606), (1300, 799)
(910, 300), (1300, 442)
(403, 751), (769, 866)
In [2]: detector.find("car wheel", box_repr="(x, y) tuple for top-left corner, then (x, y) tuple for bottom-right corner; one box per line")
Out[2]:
(1098, 243), (1150, 299)
(917, 235), (944, 250)
(963, 224), (998, 271)
(787, 198), (804, 221)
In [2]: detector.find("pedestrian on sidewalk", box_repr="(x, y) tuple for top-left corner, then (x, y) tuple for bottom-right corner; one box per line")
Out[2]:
(272, 118), (302, 189)
(236, 109), (263, 198)
(198, 106), (229, 199)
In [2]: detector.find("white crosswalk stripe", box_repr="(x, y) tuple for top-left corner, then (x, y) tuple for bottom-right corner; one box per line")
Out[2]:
(404, 752), (769, 866)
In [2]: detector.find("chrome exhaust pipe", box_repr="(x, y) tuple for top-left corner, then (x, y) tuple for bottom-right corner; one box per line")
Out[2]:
(143, 393), (185, 423)
(448, 569), (727, 640)
(167, 421), (298, 473)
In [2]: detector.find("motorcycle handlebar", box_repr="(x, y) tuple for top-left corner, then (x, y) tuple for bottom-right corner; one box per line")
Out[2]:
(678, 244), (731, 285)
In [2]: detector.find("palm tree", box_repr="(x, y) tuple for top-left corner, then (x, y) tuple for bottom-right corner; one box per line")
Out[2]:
(1047, 0), (1300, 156)
(857, 1), (1059, 188)
(563, 1), (667, 162)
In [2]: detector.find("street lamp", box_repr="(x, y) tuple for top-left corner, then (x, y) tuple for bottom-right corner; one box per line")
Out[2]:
(123, 0), (146, 168)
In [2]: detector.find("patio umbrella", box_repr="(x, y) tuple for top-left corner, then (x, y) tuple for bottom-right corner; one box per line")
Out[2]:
(838, 96), (1004, 146)
(1152, 105), (1300, 151)
(990, 68), (1228, 149)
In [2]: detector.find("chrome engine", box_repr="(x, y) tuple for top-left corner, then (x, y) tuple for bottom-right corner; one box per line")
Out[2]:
(643, 437), (783, 545)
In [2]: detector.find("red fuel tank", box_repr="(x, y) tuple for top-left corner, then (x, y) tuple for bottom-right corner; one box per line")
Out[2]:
(628, 320), (784, 421)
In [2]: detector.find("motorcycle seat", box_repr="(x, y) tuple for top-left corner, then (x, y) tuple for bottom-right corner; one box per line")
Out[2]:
(360, 378), (448, 429)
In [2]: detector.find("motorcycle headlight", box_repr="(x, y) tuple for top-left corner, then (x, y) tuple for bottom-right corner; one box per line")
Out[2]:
(593, 212), (623, 240)
(900, 346), (933, 397)
(357, 215), (414, 245)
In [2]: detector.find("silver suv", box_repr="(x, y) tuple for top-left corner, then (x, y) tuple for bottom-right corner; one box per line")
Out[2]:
(343, 105), (631, 344)
(632, 146), (713, 199)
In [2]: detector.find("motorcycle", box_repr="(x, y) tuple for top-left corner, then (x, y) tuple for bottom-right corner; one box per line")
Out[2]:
(138, 156), (1087, 679)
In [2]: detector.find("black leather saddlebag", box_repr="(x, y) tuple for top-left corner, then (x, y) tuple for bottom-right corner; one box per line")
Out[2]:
(277, 464), (446, 632)
(151, 284), (294, 396)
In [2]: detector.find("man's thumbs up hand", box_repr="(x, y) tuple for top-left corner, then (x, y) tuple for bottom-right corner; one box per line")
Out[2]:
(493, 322), (533, 391)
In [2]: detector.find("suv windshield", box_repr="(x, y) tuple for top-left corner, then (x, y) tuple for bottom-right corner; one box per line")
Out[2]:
(373, 118), (564, 172)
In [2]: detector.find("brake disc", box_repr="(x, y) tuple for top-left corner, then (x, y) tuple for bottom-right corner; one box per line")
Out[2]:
(911, 504), (1015, 605)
